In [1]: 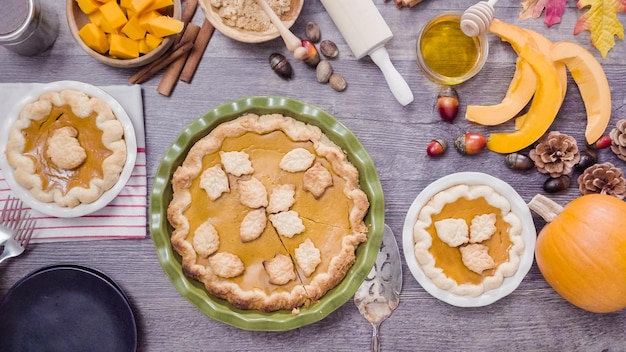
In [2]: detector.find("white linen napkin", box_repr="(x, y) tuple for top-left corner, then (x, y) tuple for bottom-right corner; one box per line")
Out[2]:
(0, 83), (147, 242)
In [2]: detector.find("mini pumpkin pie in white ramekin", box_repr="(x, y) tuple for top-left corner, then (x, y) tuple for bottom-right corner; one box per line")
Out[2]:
(402, 172), (536, 307)
(1, 81), (137, 217)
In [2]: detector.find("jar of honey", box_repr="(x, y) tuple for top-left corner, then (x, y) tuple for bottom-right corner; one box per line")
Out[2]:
(416, 12), (488, 85)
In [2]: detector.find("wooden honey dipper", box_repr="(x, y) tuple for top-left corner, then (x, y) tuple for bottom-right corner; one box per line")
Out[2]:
(461, 0), (498, 37)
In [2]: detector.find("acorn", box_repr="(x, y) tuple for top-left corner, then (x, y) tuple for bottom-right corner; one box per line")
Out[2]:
(454, 133), (487, 155)
(294, 39), (320, 68)
(427, 138), (448, 157)
(269, 53), (292, 79)
(437, 86), (459, 122)
(575, 149), (598, 171)
(504, 153), (534, 170)
(543, 175), (571, 193)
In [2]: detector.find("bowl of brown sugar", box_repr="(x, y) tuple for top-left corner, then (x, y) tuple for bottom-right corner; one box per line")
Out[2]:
(199, 0), (303, 43)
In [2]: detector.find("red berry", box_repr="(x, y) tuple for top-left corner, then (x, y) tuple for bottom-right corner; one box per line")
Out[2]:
(593, 135), (612, 149)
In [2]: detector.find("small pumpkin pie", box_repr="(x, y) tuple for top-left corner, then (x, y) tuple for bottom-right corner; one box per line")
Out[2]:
(412, 184), (524, 297)
(167, 113), (370, 312)
(5, 89), (127, 208)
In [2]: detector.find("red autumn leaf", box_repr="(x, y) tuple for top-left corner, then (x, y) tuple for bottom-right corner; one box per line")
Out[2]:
(519, 0), (567, 27)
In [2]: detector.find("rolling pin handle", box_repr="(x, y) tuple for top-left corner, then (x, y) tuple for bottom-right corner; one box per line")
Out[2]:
(369, 47), (414, 106)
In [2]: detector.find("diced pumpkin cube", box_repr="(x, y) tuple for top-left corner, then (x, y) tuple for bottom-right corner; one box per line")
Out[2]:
(125, 7), (136, 18)
(137, 38), (152, 55)
(120, 0), (134, 9)
(98, 15), (116, 33)
(88, 10), (116, 33)
(87, 11), (117, 34)
(78, 23), (109, 54)
(122, 16), (146, 40)
(138, 10), (161, 31)
(145, 0), (173, 12)
(94, 0), (116, 3)
(88, 10), (104, 26)
(109, 33), (139, 59)
(144, 33), (163, 50)
(75, 0), (101, 15)
(147, 16), (183, 37)
(131, 0), (154, 13)
(99, 1), (128, 29)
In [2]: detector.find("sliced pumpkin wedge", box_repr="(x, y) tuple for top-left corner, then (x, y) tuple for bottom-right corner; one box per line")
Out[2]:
(465, 57), (536, 126)
(550, 41), (611, 144)
(487, 44), (563, 154)
(514, 28), (568, 129)
(465, 19), (537, 126)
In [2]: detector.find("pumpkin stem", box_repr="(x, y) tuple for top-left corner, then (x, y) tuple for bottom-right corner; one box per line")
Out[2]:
(527, 194), (564, 223)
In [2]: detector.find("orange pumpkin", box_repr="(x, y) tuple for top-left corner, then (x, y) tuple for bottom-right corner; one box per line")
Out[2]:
(529, 193), (626, 313)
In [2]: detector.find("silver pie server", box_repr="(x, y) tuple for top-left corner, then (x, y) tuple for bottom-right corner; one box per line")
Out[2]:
(354, 224), (403, 352)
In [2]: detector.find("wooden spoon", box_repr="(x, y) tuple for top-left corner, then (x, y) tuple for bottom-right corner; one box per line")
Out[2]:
(254, 0), (302, 52)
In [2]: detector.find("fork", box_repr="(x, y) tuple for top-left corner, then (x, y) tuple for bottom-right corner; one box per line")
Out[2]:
(0, 197), (24, 244)
(0, 215), (36, 264)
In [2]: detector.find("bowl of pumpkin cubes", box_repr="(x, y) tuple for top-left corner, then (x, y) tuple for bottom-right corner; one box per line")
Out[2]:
(67, 0), (183, 68)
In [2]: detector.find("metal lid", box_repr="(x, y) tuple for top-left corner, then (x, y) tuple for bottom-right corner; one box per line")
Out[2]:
(0, 0), (33, 38)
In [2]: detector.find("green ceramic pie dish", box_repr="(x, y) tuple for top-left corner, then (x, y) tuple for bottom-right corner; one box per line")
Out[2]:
(149, 96), (384, 331)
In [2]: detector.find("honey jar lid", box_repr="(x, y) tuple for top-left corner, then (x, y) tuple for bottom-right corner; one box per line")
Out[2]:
(0, 0), (31, 36)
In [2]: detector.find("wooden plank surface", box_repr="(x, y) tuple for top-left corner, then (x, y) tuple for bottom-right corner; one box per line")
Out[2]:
(2, 0), (626, 350)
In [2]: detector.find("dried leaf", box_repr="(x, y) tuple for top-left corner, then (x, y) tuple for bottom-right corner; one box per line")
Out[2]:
(519, 0), (567, 27)
(574, 0), (626, 58)
(519, 0), (544, 20)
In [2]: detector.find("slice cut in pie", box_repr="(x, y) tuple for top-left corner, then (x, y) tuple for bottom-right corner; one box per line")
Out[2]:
(167, 113), (369, 313)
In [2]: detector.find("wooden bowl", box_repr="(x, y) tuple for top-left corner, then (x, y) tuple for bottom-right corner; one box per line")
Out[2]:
(66, 0), (182, 68)
(199, 0), (303, 43)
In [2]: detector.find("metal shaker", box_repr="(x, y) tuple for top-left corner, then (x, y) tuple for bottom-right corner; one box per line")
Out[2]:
(0, 0), (58, 56)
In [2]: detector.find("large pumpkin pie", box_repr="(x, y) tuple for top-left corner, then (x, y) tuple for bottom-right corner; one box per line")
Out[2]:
(5, 89), (127, 208)
(412, 184), (524, 297)
(167, 113), (370, 312)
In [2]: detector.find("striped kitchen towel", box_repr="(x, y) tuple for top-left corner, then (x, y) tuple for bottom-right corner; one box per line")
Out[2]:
(0, 83), (147, 242)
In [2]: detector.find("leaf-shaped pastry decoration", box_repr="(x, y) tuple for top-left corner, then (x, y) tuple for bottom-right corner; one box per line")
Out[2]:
(574, 0), (626, 58)
(519, 0), (567, 27)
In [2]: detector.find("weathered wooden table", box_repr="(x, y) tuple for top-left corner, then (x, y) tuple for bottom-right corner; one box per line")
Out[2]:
(2, 0), (625, 350)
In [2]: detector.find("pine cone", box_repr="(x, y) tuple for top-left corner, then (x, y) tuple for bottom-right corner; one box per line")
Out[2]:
(529, 131), (581, 178)
(577, 162), (626, 199)
(610, 119), (626, 161)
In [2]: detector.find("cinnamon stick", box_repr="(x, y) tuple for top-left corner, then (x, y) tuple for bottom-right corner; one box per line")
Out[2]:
(128, 40), (194, 85)
(157, 23), (201, 96)
(181, 0), (198, 24)
(180, 19), (214, 83)
(174, 0), (198, 43)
